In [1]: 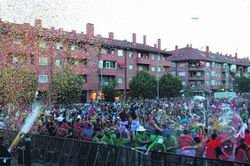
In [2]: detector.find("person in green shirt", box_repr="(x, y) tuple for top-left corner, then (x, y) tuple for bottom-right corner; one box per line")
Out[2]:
(146, 138), (166, 153)
(164, 132), (178, 153)
(146, 138), (166, 165)
(113, 131), (131, 147)
(134, 126), (151, 148)
(101, 129), (116, 145)
(92, 130), (103, 143)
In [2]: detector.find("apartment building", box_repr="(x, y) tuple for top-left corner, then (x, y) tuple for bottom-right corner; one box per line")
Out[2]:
(0, 19), (171, 101)
(167, 45), (250, 94)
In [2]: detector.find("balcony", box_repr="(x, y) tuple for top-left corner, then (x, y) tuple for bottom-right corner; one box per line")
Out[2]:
(188, 76), (205, 81)
(136, 57), (151, 65)
(188, 67), (206, 71)
(222, 68), (228, 72)
(211, 85), (219, 89)
(190, 85), (205, 90)
(100, 68), (117, 76)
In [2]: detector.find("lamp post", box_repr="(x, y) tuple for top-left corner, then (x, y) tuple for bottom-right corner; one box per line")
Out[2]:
(98, 60), (103, 102)
(124, 49), (128, 102)
(156, 54), (160, 100)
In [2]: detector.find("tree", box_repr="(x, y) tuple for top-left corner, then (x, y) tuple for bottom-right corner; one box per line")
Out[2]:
(234, 76), (250, 93)
(0, 67), (37, 107)
(183, 85), (194, 97)
(102, 81), (119, 102)
(129, 71), (157, 99)
(50, 71), (85, 104)
(159, 74), (183, 98)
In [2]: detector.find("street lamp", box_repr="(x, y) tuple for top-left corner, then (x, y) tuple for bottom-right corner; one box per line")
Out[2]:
(156, 54), (160, 99)
(98, 60), (103, 101)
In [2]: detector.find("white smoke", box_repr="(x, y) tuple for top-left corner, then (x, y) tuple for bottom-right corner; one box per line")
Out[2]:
(20, 101), (41, 134)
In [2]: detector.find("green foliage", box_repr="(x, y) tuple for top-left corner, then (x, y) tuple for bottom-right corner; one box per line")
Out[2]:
(50, 71), (84, 104)
(159, 74), (183, 98)
(129, 71), (157, 99)
(183, 85), (194, 97)
(234, 76), (250, 93)
(0, 67), (37, 106)
(102, 81), (119, 102)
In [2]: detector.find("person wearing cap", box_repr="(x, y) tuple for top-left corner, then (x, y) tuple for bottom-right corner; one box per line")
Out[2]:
(101, 128), (116, 145)
(146, 138), (166, 153)
(134, 126), (151, 148)
(146, 137), (166, 165)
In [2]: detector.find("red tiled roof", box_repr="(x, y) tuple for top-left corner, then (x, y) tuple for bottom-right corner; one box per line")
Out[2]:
(0, 20), (171, 56)
(167, 47), (250, 66)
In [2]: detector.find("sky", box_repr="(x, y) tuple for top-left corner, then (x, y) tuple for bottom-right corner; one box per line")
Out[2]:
(0, 0), (250, 58)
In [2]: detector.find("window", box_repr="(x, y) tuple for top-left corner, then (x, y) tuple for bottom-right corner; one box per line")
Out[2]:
(211, 71), (216, 77)
(162, 56), (166, 61)
(39, 57), (48, 66)
(151, 67), (156, 72)
(12, 56), (19, 64)
(195, 72), (202, 77)
(230, 65), (236, 71)
(182, 81), (186, 86)
(101, 48), (107, 54)
(171, 72), (176, 76)
(71, 44), (79, 51)
(14, 39), (22, 45)
(151, 54), (155, 60)
(157, 55), (161, 61)
(55, 42), (62, 50)
(178, 63), (185, 67)
(171, 63), (176, 67)
(128, 65), (133, 70)
(212, 62), (215, 68)
(39, 75), (48, 83)
(211, 80), (217, 86)
(223, 63), (229, 69)
(117, 77), (123, 84)
(107, 48), (115, 55)
(117, 49), (123, 56)
(178, 72), (186, 77)
(128, 51), (133, 58)
(138, 52), (142, 58)
(103, 61), (116, 69)
(81, 75), (87, 83)
(55, 59), (63, 67)
(248, 67), (250, 73)
(157, 67), (161, 72)
(129, 78), (132, 82)
(138, 66), (143, 71)
(206, 62), (210, 67)
(39, 41), (47, 49)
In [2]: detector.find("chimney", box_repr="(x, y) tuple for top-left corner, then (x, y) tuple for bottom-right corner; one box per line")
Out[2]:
(86, 23), (94, 38)
(143, 35), (146, 45)
(132, 33), (136, 45)
(35, 19), (42, 28)
(206, 46), (209, 55)
(190, 44), (192, 48)
(186, 44), (189, 47)
(235, 52), (238, 59)
(157, 39), (161, 50)
(175, 45), (179, 56)
(154, 44), (157, 48)
(108, 32), (114, 39)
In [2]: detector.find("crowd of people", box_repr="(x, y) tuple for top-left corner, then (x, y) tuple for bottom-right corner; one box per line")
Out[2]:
(1, 96), (250, 163)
